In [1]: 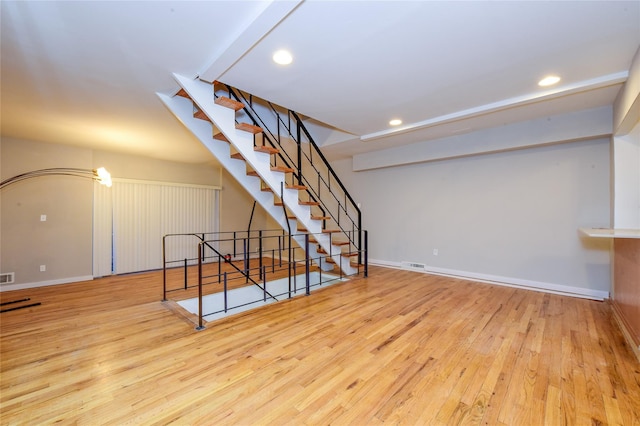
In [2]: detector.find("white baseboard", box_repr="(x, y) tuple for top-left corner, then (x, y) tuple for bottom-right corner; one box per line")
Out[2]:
(0, 275), (94, 292)
(369, 259), (609, 301)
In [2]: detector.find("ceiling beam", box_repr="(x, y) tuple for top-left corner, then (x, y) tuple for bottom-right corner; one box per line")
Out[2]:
(199, 0), (302, 83)
(353, 106), (613, 171)
(361, 72), (628, 143)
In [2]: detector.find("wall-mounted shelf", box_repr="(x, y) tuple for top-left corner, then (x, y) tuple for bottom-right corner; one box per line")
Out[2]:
(579, 228), (640, 239)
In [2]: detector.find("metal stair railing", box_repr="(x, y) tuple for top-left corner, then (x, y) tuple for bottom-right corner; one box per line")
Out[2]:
(215, 83), (363, 265)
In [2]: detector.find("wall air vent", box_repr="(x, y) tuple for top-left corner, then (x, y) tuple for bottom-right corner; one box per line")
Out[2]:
(0, 272), (16, 285)
(401, 261), (426, 270)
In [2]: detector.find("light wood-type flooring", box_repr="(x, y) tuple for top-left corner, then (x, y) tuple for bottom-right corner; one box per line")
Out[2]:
(1, 264), (639, 425)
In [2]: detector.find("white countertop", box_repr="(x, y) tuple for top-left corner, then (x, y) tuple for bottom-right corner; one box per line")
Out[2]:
(579, 228), (640, 239)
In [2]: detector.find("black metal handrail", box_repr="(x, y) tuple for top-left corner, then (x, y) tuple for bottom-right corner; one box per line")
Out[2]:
(215, 83), (362, 263)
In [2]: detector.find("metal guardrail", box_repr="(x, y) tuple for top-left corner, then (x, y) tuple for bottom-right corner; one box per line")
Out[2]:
(162, 229), (367, 330)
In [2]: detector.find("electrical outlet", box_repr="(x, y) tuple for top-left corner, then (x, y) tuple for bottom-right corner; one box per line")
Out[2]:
(433, 249), (439, 256)
(40, 265), (46, 272)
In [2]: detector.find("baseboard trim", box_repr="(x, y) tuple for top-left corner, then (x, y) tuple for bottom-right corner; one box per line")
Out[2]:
(369, 259), (609, 301)
(0, 275), (94, 292)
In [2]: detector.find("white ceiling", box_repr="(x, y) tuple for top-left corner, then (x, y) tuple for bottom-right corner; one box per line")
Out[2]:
(1, 1), (639, 164)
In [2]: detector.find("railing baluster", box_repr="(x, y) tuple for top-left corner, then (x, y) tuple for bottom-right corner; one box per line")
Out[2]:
(263, 266), (267, 302)
(162, 235), (167, 301)
(258, 230), (263, 280)
(197, 243), (205, 330)
(305, 234), (310, 296)
(364, 230), (368, 278)
(184, 258), (188, 290)
(223, 271), (228, 313)
(244, 238), (249, 283)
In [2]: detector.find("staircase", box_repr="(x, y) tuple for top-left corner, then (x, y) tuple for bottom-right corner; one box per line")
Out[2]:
(158, 74), (362, 276)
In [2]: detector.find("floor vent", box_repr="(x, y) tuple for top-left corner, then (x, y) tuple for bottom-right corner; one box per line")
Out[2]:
(401, 261), (426, 270)
(0, 272), (16, 285)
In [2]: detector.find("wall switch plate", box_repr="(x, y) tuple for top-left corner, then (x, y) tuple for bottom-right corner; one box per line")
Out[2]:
(40, 214), (47, 222)
(433, 249), (439, 256)
(40, 265), (46, 272)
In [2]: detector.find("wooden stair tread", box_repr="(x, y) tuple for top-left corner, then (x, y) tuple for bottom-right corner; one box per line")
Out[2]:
(286, 184), (307, 191)
(213, 133), (229, 142)
(274, 201), (284, 206)
(261, 187), (273, 192)
(215, 96), (244, 111)
(213, 80), (226, 93)
(254, 145), (279, 155)
(299, 201), (320, 206)
(332, 241), (350, 246)
(322, 229), (340, 233)
(230, 152), (245, 161)
(236, 123), (263, 134)
(176, 88), (190, 99)
(193, 109), (211, 122)
(311, 215), (331, 221)
(341, 252), (359, 257)
(247, 170), (259, 177)
(271, 166), (295, 173)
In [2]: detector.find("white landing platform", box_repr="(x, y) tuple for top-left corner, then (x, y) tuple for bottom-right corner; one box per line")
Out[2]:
(177, 272), (348, 322)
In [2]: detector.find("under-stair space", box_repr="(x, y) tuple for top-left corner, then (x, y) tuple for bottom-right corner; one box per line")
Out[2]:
(159, 75), (364, 277)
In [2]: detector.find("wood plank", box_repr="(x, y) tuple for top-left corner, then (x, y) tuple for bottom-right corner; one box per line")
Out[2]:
(175, 88), (190, 99)
(214, 96), (244, 111)
(271, 166), (294, 173)
(213, 132), (228, 142)
(254, 145), (279, 155)
(286, 184), (306, 190)
(1, 266), (639, 424)
(212, 80), (226, 93)
(236, 123), (263, 134)
(341, 252), (359, 258)
(193, 109), (210, 122)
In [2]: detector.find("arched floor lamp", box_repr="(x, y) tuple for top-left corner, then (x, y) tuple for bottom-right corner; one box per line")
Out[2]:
(0, 167), (112, 189)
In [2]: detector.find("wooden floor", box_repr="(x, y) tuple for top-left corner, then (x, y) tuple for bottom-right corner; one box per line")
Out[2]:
(1, 265), (639, 425)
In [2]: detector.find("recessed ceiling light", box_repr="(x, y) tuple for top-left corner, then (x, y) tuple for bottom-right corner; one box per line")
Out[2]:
(272, 50), (293, 65)
(389, 119), (402, 126)
(538, 75), (561, 87)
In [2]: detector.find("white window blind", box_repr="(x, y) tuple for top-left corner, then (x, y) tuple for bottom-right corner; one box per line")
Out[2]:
(93, 179), (218, 276)
(93, 181), (113, 277)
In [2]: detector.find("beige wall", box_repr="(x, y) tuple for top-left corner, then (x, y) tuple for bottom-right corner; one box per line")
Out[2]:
(93, 150), (221, 186)
(1, 137), (263, 287)
(332, 137), (611, 298)
(1, 138), (94, 285)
